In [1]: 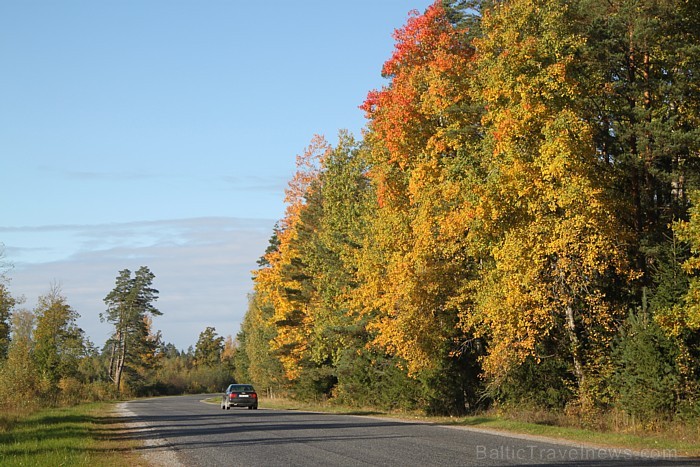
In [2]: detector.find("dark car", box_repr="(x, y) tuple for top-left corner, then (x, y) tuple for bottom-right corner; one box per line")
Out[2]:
(221, 384), (258, 410)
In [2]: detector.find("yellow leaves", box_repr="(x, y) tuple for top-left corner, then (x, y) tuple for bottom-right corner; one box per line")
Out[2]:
(662, 191), (700, 336)
(466, 0), (637, 384)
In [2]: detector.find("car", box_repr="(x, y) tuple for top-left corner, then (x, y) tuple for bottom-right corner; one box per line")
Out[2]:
(221, 383), (258, 410)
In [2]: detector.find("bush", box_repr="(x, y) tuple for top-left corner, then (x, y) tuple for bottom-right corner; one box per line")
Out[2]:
(58, 377), (84, 406)
(613, 311), (680, 420)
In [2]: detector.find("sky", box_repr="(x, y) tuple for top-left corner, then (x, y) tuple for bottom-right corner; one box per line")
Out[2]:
(1, 0), (435, 351)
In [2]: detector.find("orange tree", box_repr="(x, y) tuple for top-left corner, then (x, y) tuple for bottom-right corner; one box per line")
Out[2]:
(358, 1), (485, 411)
(464, 0), (635, 406)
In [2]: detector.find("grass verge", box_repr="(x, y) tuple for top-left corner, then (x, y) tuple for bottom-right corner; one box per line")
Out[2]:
(444, 416), (700, 457)
(253, 397), (700, 458)
(0, 402), (147, 467)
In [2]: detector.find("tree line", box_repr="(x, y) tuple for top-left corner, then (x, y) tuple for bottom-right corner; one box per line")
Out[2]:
(0, 264), (236, 413)
(232, 0), (700, 423)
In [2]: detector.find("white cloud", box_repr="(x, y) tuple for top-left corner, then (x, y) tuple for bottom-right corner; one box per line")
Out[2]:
(3, 217), (274, 351)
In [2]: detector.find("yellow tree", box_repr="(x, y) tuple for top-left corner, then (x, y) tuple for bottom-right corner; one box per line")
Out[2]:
(253, 136), (330, 380)
(358, 1), (481, 375)
(468, 0), (633, 394)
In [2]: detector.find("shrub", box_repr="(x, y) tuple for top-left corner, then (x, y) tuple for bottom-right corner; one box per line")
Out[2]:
(613, 311), (680, 420)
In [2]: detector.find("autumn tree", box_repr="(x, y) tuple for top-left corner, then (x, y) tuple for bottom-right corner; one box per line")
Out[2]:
(359, 0), (481, 387)
(234, 292), (287, 396)
(253, 135), (329, 382)
(467, 0), (633, 401)
(242, 0), (700, 418)
(250, 132), (383, 400)
(101, 266), (161, 393)
(221, 334), (236, 372)
(33, 284), (85, 388)
(0, 309), (37, 410)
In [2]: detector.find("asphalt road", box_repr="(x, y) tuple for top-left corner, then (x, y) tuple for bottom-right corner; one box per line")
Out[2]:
(118, 395), (696, 467)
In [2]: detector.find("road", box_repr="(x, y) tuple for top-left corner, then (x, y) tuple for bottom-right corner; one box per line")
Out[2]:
(117, 395), (695, 466)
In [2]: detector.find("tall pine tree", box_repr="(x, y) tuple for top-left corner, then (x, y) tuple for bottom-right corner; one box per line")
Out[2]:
(101, 266), (160, 393)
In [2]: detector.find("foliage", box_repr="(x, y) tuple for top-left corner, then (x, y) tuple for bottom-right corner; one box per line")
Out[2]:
(1, 0), (700, 425)
(194, 326), (224, 367)
(613, 310), (680, 420)
(33, 285), (86, 391)
(359, 0), (480, 377)
(0, 309), (38, 413)
(101, 266), (161, 393)
(240, 0), (700, 420)
(0, 281), (15, 361)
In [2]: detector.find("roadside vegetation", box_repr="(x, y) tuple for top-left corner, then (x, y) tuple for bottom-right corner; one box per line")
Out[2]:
(0, 402), (146, 467)
(232, 0), (700, 449)
(0, 265), (237, 423)
(2, 0), (700, 460)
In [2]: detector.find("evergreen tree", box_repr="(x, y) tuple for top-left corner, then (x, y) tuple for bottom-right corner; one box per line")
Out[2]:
(614, 310), (680, 419)
(194, 326), (224, 367)
(101, 266), (160, 393)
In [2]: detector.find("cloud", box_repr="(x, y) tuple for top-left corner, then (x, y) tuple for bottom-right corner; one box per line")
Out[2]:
(4, 217), (274, 351)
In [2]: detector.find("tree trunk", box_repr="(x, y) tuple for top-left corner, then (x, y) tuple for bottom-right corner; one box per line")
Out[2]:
(114, 331), (127, 393)
(565, 303), (584, 389)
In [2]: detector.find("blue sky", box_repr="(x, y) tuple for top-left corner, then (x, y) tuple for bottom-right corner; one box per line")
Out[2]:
(1, 1), (434, 351)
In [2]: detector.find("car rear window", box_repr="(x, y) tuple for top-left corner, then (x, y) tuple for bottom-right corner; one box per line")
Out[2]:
(229, 384), (255, 392)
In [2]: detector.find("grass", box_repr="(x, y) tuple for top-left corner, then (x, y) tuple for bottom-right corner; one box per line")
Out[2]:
(445, 415), (700, 457)
(0, 402), (148, 467)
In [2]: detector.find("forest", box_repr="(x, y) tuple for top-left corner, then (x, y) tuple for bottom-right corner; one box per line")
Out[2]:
(1, 0), (699, 431)
(0, 266), (238, 411)
(232, 0), (700, 426)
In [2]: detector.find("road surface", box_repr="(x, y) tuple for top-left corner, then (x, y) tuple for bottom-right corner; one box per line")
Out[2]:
(116, 395), (695, 466)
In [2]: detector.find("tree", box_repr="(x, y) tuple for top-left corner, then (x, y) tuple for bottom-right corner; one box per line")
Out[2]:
(235, 292), (287, 396)
(101, 266), (161, 393)
(0, 247), (14, 361)
(359, 0), (480, 378)
(579, 0), (700, 289)
(465, 0), (634, 401)
(614, 309), (680, 419)
(33, 284), (85, 388)
(194, 326), (224, 367)
(0, 281), (15, 361)
(254, 135), (329, 381)
(0, 308), (37, 410)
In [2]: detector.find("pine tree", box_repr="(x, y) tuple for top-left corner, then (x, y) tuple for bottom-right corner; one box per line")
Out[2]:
(194, 327), (224, 367)
(101, 266), (160, 393)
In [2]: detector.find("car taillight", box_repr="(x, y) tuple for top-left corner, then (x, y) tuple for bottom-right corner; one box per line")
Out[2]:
(230, 393), (238, 399)
(251, 393), (257, 398)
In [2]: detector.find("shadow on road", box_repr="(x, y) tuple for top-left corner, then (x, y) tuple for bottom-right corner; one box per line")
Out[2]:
(108, 398), (700, 467)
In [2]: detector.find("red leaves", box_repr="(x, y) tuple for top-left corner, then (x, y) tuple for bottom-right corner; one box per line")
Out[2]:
(361, 1), (473, 170)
